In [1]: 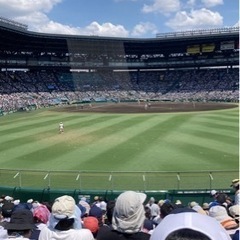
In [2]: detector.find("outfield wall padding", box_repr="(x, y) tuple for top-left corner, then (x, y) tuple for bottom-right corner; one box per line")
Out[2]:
(0, 187), (235, 206)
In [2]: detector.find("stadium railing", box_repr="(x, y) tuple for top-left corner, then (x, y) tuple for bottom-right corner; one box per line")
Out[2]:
(0, 169), (237, 191)
(0, 169), (237, 205)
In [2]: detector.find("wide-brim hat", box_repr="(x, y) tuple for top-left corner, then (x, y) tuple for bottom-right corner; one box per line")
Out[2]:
(5, 209), (35, 230)
(52, 195), (75, 219)
(230, 179), (239, 187)
(150, 212), (232, 240)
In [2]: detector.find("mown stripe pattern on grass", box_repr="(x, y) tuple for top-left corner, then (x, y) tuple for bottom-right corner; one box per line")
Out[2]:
(0, 106), (238, 190)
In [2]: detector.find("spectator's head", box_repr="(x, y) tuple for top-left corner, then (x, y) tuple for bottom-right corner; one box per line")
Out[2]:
(175, 200), (183, 208)
(77, 203), (86, 218)
(142, 219), (154, 233)
(78, 197), (90, 216)
(5, 209), (35, 238)
(216, 193), (228, 205)
(13, 202), (31, 212)
(99, 200), (107, 212)
(149, 197), (155, 204)
(112, 191), (146, 234)
(106, 200), (115, 225)
(89, 204), (104, 226)
(1, 202), (14, 218)
(144, 205), (152, 220)
(209, 205), (238, 230)
(83, 216), (99, 237)
(160, 202), (177, 219)
(94, 196), (99, 202)
(150, 212), (232, 240)
(4, 196), (13, 202)
(202, 203), (210, 211)
(231, 179), (239, 191)
(158, 199), (165, 207)
(189, 202), (206, 215)
(33, 204), (50, 224)
(49, 195), (82, 231)
(228, 205), (239, 223)
(210, 190), (219, 198)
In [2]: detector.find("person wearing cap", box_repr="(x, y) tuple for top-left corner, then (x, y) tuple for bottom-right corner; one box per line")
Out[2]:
(202, 202), (210, 215)
(97, 191), (150, 240)
(142, 219), (154, 235)
(4, 209), (35, 239)
(30, 203), (51, 239)
(79, 197), (91, 216)
(150, 212), (232, 240)
(89, 205), (105, 224)
(209, 205), (238, 237)
(83, 216), (99, 238)
(228, 204), (239, 240)
(88, 204), (111, 240)
(188, 201), (207, 215)
(92, 196), (100, 207)
(39, 195), (94, 240)
(146, 197), (160, 221)
(0, 202), (14, 225)
(208, 190), (220, 208)
(228, 204), (239, 224)
(230, 179), (239, 205)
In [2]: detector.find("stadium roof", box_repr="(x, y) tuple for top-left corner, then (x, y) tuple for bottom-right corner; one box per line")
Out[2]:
(0, 17), (239, 57)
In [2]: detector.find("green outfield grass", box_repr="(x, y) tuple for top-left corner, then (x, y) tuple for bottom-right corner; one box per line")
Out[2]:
(0, 105), (238, 190)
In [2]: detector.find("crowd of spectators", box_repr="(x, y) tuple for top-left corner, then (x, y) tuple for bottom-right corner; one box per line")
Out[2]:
(0, 68), (238, 114)
(0, 179), (238, 239)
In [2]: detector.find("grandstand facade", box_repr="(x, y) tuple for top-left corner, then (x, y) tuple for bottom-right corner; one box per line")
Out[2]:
(0, 17), (238, 71)
(0, 17), (239, 112)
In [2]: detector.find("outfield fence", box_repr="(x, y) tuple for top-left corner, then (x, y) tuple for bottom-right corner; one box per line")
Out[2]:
(0, 169), (237, 191)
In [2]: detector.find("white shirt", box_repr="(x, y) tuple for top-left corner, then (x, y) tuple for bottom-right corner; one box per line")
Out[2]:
(234, 190), (240, 205)
(39, 227), (94, 240)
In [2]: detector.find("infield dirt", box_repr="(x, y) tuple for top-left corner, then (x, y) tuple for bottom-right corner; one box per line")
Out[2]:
(52, 102), (238, 114)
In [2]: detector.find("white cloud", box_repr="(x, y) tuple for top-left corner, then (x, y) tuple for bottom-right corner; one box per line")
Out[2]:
(0, 0), (61, 17)
(0, 0), (62, 31)
(15, 12), (49, 26)
(166, 8), (223, 30)
(32, 20), (82, 35)
(201, 0), (223, 8)
(131, 22), (157, 37)
(142, 0), (181, 14)
(81, 22), (129, 37)
(0, 0), (230, 38)
(0, 0), (129, 37)
(30, 20), (129, 37)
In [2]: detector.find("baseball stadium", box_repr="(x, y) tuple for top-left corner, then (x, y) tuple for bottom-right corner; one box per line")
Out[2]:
(0, 17), (238, 203)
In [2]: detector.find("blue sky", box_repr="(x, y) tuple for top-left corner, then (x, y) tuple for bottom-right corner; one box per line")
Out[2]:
(0, 0), (238, 38)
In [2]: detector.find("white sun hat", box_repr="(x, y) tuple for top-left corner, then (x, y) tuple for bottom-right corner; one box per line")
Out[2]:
(150, 212), (231, 240)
